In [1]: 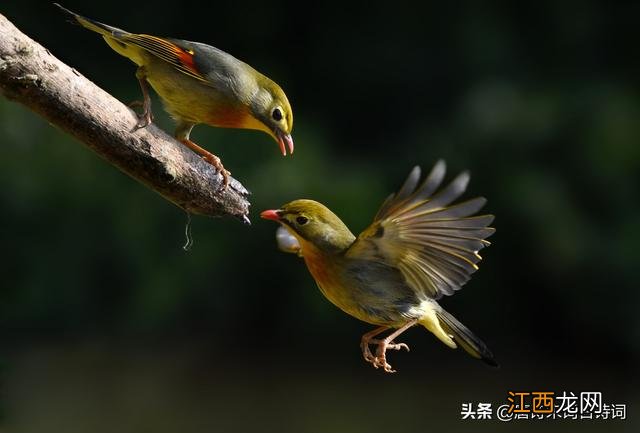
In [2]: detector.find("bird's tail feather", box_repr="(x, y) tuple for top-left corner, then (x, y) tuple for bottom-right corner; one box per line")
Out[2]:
(54, 4), (128, 39)
(435, 308), (498, 367)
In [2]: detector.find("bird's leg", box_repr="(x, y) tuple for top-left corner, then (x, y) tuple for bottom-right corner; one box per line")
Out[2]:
(360, 326), (389, 364)
(175, 122), (231, 189)
(131, 66), (154, 130)
(371, 319), (418, 373)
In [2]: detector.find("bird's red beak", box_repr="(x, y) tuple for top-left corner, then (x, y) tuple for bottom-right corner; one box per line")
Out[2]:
(276, 131), (294, 156)
(260, 209), (281, 221)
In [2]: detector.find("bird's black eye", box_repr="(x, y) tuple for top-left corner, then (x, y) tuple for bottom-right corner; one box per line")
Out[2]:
(296, 216), (308, 225)
(272, 108), (283, 121)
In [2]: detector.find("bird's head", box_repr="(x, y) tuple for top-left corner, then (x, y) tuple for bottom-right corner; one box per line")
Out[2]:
(261, 199), (355, 253)
(248, 79), (294, 156)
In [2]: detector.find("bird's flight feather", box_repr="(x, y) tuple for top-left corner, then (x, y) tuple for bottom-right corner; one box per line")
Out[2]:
(347, 161), (495, 300)
(119, 34), (208, 82)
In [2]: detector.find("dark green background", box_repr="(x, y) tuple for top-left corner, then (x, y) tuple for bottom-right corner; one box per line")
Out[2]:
(1, 1), (638, 432)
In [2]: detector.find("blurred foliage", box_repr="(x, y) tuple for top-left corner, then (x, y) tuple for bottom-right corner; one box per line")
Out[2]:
(1, 1), (639, 431)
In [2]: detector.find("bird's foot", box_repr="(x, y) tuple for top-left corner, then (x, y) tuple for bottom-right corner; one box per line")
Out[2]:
(362, 338), (410, 374)
(129, 100), (154, 130)
(177, 138), (230, 190)
(360, 326), (388, 364)
(360, 320), (416, 373)
(202, 153), (231, 190)
(370, 339), (411, 353)
(372, 356), (395, 373)
(361, 340), (377, 364)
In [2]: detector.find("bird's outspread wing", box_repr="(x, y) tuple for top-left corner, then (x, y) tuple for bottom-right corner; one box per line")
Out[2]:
(346, 160), (495, 300)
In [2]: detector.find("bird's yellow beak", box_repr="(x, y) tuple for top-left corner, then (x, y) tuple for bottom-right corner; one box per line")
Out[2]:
(260, 209), (282, 221)
(275, 130), (294, 157)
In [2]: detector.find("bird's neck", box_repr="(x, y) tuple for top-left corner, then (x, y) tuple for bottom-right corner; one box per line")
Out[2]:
(286, 221), (348, 260)
(310, 231), (355, 256)
(207, 105), (254, 130)
(297, 231), (351, 281)
(299, 239), (344, 289)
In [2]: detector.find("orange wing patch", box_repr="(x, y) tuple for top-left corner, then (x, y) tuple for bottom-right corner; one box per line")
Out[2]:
(176, 48), (198, 75)
(123, 34), (206, 82)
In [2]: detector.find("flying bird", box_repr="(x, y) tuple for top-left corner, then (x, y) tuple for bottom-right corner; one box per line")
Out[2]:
(261, 161), (497, 372)
(56, 4), (294, 188)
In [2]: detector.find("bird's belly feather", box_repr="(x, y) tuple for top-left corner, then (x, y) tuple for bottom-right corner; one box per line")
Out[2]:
(144, 60), (246, 126)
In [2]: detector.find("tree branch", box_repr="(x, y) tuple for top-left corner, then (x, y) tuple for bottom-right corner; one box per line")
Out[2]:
(0, 13), (251, 223)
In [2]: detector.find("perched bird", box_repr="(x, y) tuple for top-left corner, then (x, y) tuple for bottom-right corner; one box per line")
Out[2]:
(55, 4), (294, 188)
(261, 161), (497, 372)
